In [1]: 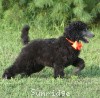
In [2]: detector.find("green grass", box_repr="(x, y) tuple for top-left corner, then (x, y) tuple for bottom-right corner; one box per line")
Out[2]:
(0, 25), (100, 98)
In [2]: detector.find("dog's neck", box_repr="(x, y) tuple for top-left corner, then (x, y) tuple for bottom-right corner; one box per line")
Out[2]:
(66, 38), (82, 50)
(58, 36), (82, 51)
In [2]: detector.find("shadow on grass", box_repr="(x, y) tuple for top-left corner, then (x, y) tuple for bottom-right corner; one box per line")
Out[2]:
(65, 65), (100, 78)
(80, 65), (100, 78)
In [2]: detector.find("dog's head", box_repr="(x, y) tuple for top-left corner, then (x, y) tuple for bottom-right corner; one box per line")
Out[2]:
(64, 21), (95, 43)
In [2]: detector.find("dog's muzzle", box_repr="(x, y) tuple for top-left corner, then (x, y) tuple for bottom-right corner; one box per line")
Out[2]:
(81, 30), (95, 43)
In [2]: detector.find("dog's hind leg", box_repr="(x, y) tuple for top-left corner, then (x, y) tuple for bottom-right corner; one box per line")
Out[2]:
(2, 63), (27, 79)
(2, 65), (18, 79)
(2, 63), (45, 79)
(72, 58), (85, 75)
(24, 64), (45, 76)
(2, 53), (34, 79)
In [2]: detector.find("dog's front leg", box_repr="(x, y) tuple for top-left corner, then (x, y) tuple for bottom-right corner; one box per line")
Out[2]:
(72, 58), (85, 75)
(54, 64), (64, 78)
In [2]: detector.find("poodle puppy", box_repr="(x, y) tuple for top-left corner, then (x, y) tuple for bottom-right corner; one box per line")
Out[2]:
(2, 21), (95, 79)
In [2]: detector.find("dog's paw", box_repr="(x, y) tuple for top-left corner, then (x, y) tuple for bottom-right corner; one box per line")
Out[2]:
(2, 71), (12, 79)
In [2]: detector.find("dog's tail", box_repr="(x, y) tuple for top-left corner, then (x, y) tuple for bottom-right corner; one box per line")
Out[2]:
(21, 25), (30, 45)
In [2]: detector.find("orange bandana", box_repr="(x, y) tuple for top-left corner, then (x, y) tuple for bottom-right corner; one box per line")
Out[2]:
(66, 38), (82, 50)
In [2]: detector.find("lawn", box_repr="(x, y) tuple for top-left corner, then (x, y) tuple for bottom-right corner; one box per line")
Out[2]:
(0, 25), (100, 98)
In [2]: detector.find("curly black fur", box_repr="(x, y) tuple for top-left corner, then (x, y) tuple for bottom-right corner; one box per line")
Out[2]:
(2, 21), (94, 79)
